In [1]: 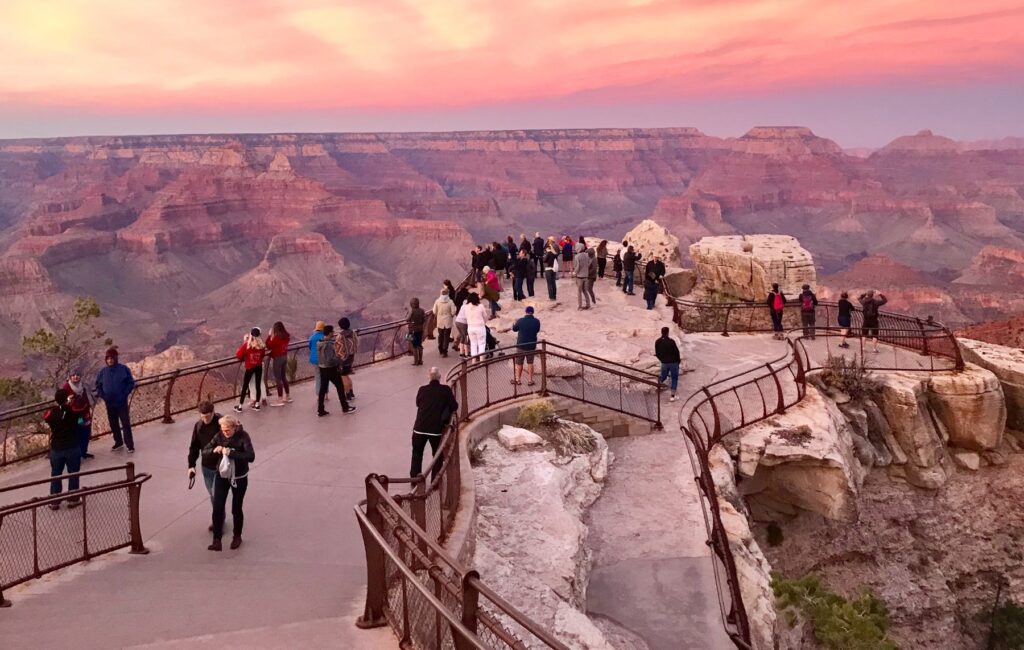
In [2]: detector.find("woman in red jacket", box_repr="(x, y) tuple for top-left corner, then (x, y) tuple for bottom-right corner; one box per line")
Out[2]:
(235, 328), (267, 412)
(265, 321), (291, 407)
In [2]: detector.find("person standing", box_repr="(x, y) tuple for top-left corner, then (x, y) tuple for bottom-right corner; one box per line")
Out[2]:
(44, 389), (82, 510)
(454, 301), (470, 358)
(512, 249), (528, 301)
(463, 293), (489, 358)
(492, 241), (508, 283)
(308, 321), (326, 399)
(643, 265), (659, 309)
(202, 415), (254, 551)
(798, 284), (819, 339)
(586, 247), (598, 304)
(573, 242), (592, 310)
(622, 246), (638, 295)
(63, 368), (94, 460)
(650, 255), (667, 285)
(432, 289), (457, 358)
(511, 306), (541, 387)
(837, 292), (854, 348)
(266, 322), (291, 407)
(234, 328), (267, 412)
(767, 283), (787, 340)
(561, 235), (574, 275)
(613, 250), (623, 287)
(337, 317), (359, 401)
(187, 401), (222, 517)
(95, 347), (136, 453)
(532, 232), (545, 278)
(410, 367), (458, 479)
(483, 267), (502, 318)
(544, 238), (559, 300)
(655, 327), (681, 402)
(316, 325), (356, 416)
(859, 290), (888, 353)
(596, 240), (608, 278)
(407, 297), (426, 366)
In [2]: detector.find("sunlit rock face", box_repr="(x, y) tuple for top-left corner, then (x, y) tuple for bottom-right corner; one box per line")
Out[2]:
(689, 234), (816, 300)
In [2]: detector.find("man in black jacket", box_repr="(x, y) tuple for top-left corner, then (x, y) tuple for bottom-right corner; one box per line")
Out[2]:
(411, 367), (459, 479)
(622, 246), (638, 295)
(654, 327), (682, 402)
(532, 233), (545, 278)
(188, 401), (222, 508)
(44, 388), (82, 510)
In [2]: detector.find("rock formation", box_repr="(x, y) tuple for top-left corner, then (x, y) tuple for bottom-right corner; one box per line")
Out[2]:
(621, 219), (682, 266)
(689, 234), (816, 300)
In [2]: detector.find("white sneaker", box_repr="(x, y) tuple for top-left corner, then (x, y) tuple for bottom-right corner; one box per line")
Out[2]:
(233, 404), (243, 413)
(670, 395), (678, 402)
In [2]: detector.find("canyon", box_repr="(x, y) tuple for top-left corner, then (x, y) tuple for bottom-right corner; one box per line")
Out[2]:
(1, 126), (1023, 372)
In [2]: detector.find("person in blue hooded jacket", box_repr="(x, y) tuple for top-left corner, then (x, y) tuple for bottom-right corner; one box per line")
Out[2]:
(308, 321), (325, 399)
(94, 347), (136, 452)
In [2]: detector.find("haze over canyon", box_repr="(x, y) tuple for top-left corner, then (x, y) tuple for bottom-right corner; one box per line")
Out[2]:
(1, 126), (1023, 371)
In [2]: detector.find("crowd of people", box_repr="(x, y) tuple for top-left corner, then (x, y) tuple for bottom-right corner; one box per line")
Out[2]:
(766, 283), (889, 351)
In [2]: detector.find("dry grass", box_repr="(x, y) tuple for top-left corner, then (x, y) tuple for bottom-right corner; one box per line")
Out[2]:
(516, 398), (557, 430)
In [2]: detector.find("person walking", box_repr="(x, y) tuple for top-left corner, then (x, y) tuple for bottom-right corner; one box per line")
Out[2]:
(544, 238), (559, 300)
(532, 232), (545, 278)
(837, 291), (854, 348)
(266, 322), (291, 406)
(586, 247), (598, 304)
(316, 325), (356, 416)
(643, 265), (659, 309)
(613, 250), (623, 287)
(798, 284), (819, 338)
(655, 327), (681, 402)
(410, 367), (458, 479)
(463, 293), (489, 358)
(63, 368), (94, 460)
(95, 347), (136, 452)
(767, 283), (787, 339)
(573, 241), (592, 310)
(44, 389), (82, 510)
(234, 328), (267, 412)
(407, 297), (426, 366)
(337, 317), (359, 400)
(202, 415), (254, 551)
(596, 240), (608, 278)
(859, 290), (888, 353)
(308, 320), (326, 399)
(432, 288), (457, 358)
(511, 306), (541, 387)
(622, 245), (638, 295)
(187, 401), (221, 519)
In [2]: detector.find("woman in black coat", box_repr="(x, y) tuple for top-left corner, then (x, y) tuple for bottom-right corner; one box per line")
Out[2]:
(202, 415), (255, 551)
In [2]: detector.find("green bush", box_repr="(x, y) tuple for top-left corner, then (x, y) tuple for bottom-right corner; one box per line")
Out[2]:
(819, 354), (880, 399)
(772, 573), (898, 650)
(990, 600), (1024, 650)
(516, 398), (556, 430)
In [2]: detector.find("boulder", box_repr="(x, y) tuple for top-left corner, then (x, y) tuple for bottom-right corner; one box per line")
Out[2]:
(872, 373), (948, 488)
(620, 219), (682, 266)
(689, 234), (816, 300)
(951, 451), (981, 471)
(498, 425), (546, 450)
(927, 368), (1006, 451)
(959, 338), (1024, 430)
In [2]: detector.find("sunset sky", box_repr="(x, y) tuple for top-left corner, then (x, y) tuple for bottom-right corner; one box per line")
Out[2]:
(1, 0), (1022, 145)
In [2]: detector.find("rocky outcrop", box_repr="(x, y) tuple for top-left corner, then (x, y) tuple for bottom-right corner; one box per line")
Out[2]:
(689, 234), (816, 300)
(621, 219), (682, 266)
(959, 338), (1024, 430)
(927, 371), (1005, 451)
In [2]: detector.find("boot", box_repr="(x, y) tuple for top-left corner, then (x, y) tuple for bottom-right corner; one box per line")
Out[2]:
(417, 348), (424, 365)
(230, 535), (242, 550)
(208, 538), (222, 551)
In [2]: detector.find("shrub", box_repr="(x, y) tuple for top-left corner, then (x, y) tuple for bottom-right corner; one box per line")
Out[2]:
(545, 421), (598, 455)
(989, 599), (1024, 650)
(819, 354), (880, 400)
(772, 573), (899, 650)
(516, 398), (556, 430)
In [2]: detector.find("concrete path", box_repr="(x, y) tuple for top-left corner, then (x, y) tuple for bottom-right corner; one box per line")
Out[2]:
(0, 352), (464, 649)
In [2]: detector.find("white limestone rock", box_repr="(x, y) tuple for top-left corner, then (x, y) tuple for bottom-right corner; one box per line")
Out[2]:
(927, 368), (1006, 451)
(872, 373), (948, 488)
(952, 451), (981, 471)
(498, 425), (546, 450)
(959, 338), (1024, 430)
(620, 219), (682, 266)
(689, 234), (816, 300)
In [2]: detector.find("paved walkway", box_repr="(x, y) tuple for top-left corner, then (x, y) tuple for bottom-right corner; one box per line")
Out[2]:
(0, 353), (465, 649)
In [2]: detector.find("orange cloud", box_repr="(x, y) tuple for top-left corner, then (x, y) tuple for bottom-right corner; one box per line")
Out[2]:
(0, 0), (1021, 112)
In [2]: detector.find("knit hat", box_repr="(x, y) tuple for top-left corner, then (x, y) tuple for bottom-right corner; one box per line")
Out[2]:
(69, 367), (82, 377)
(105, 347), (119, 360)
(250, 327), (261, 338)
(315, 321), (325, 332)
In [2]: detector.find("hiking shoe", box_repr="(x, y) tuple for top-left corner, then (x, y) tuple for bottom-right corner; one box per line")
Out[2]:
(252, 403), (261, 411)
(111, 442), (124, 451)
(208, 539), (222, 552)
(233, 405), (243, 413)
(48, 502), (61, 511)
(343, 406), (357, 414)
(230, 536), (242, 550)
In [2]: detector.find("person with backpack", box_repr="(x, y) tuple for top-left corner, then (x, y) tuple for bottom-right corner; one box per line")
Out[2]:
(431, 289), (456, 358)
(202, 415), (254, 551)
(44, 388), (82, 510)
(767, 283), (787, 339)
(337, 317), (359, 400)
(63, 368), (95, 460)
(407, 298), (426, 366)
(859, 290), (889, 353)
(95, 347), (136, 452)
(799, 284), (819, 338)
(655, 327), (682, 402)
(622, 246), (638, 295)
(187, 401), (221, 513)
(266, 321), (291, 407)
(837, 291), (854, 348)
(316, 325), (356, 416)
(234, 328), (267, 412)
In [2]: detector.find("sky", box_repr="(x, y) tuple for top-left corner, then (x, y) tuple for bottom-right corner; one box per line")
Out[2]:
(1, 0), (1023, 146)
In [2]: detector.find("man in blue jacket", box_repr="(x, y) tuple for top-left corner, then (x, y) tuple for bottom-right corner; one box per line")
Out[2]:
(95, 347), (136, 452)
(511, 306), (541, 387)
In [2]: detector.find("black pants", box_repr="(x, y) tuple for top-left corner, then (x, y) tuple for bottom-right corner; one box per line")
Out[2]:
(437, 328), (451, 355)
(615, 268), (622, 286)
(318, 366), (350, 413)
(525, 273), (535, 297)
(545, 270), (557, 299)
(770, 309), (784, 332)
(597, 257), (607, 278)
(410, 432), (442, 479)
(212, 475), (248, 539)
(106, 403), (134, 449)
(240, 366), (262, 405)
(801, 312), (816, 337)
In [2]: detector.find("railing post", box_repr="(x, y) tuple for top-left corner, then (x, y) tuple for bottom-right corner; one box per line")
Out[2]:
(162, 370), (180, 424)
(454, 570), (481, 650)
(411, 480), (428, 565)
(917, 317), (930, 357)
(458, 361), (470, 422)
(126, 462), (149, 555)
(539, 341), (548, 396)
(768, 362), (786, 414)
(0, 516), (9, 607)
(721, 305), (732, 337)
(356, 474), (388, 629)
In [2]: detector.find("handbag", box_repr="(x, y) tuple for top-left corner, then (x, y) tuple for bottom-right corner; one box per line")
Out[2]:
(218, 453), (235, 482)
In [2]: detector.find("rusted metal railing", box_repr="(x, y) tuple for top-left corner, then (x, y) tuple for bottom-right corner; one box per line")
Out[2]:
(0, 462), (151, 607)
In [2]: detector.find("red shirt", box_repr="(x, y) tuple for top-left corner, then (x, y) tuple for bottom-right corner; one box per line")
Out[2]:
(236, 343), (267, 369)
(266, 334), (290, 358)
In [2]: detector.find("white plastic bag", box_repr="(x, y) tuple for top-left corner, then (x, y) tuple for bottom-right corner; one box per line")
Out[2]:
(218, 453), (234, 481)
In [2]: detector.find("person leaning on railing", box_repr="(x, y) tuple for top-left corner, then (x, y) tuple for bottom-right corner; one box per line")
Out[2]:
(859, 290), (889, 353)
(767, 283), (787, 340)
(43, 388), (82, 510)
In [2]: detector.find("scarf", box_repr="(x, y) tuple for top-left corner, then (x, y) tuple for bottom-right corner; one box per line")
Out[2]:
(67, 380), (85, 396)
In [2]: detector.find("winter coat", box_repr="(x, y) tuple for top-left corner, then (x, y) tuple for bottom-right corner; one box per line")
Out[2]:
(44, 404), (79, 451)
(407, 307), (426, 334)
(573, 244), (591, 279)
(202, 428), (255, 479)
(485, 271), (501, 293)
(63, 381), (93, 423)
(587, 249), (597, 280)
(519, 239), (531, 255)
(95, 363), (135, 408)
(543, 249), (559, 271)
(432, 296), (457, 329)
(188, 414), (222, 470)
(413, 380), (459, 436)
(532, 237), (545, 257)
(655, 336), (681, 364)
(623, 250), (638, 273)
(308, 330), (324, 365)
(613, 253), (623, 272)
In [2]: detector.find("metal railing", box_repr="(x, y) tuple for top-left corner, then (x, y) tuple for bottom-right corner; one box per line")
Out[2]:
(356, 339), (663, 649)
(0, 462), (151, 607)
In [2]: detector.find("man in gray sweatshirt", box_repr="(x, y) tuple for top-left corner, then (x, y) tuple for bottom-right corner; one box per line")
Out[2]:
(574, 242), (591, 310)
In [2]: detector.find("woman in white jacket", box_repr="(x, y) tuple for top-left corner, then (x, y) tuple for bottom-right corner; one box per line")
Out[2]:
(462, 292), (489, 358)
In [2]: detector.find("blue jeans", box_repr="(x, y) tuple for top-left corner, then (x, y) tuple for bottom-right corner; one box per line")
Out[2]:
(513, 277), (524, 300)
(660, 362), (680, 395)
(201, 465), (217, 502)
(78, 423), (92, 456)
(106, 403), (134, 449)
(490, 300), (501, 318)
(545, 270), (557, 299)
(50, 447), (82, 495)
(311, 360), (321, 396)
(623, 273), (634, 294)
